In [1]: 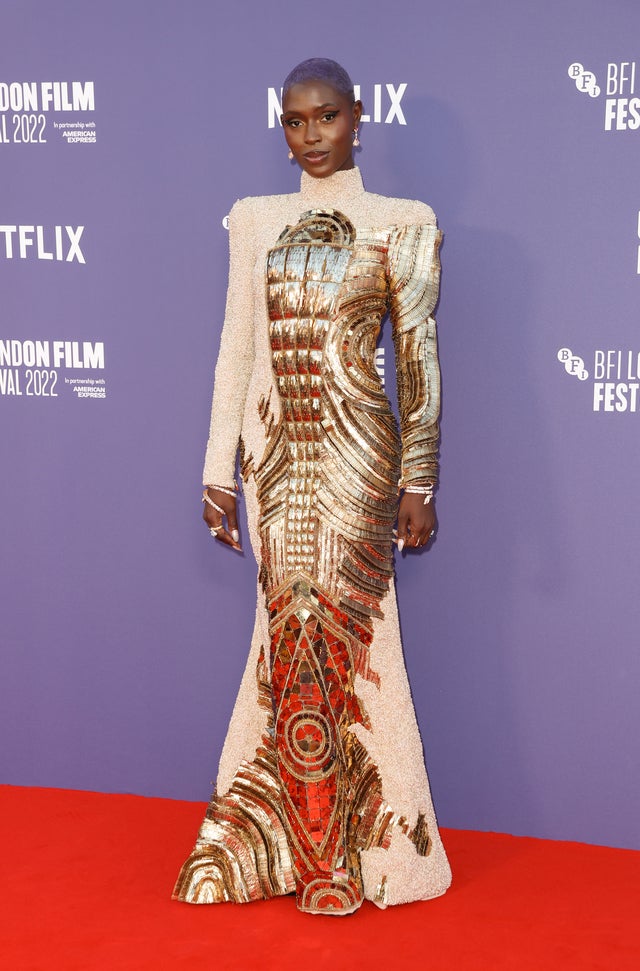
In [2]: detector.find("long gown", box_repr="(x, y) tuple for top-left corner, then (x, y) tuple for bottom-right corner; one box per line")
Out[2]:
(173, 167), (452, 915)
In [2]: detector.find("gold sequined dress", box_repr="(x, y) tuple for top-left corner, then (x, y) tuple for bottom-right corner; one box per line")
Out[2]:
(173, 167), (452, 914)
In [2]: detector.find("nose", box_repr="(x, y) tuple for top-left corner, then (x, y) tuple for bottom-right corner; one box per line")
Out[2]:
(304, 120), (321, 144)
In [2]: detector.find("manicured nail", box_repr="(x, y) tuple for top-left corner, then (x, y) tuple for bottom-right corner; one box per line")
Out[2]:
(231, 529), (240, 542)
(398, 539), (405, 551)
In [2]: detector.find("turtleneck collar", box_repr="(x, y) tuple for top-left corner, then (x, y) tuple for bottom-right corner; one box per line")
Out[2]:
(299, 166), (365, 205)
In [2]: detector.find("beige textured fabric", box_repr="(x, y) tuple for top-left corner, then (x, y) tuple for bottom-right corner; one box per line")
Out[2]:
(203, 167), (451, 905)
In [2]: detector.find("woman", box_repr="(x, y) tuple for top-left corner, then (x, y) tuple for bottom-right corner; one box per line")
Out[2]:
(173, 58), (451, 915)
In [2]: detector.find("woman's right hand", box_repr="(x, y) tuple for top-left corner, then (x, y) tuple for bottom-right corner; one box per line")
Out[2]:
(203, 488), (242, 551)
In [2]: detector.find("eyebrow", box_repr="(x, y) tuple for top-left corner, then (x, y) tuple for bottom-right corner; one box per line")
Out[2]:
(282, 102), (340, 116)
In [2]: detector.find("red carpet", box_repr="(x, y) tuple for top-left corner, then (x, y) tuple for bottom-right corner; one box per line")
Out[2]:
(1, 786), (638, 970)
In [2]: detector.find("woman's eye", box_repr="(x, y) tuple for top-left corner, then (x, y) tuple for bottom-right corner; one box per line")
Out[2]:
(322, 112), (337, 122)
(285, 119), (302, 128)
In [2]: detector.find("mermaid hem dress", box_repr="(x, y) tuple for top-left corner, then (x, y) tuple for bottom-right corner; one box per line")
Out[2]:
(173, 167), (452, 914)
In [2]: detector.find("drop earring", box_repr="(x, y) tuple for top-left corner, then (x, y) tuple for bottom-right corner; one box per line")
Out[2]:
(288, 149), (294, 160)
(353, 128), (360, 148)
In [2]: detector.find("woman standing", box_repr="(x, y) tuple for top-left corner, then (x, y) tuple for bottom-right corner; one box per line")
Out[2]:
(173, 58), (451, 915)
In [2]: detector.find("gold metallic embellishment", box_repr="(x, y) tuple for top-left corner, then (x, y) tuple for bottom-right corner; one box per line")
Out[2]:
(175, 209), (441, 914)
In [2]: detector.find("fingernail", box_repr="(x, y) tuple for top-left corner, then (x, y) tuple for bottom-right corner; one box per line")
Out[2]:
(232, 529), (239, 542)
(398, 539), (405, 551)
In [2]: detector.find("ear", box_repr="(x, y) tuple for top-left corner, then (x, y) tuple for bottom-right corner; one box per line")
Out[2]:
(353, 100), (363, 128)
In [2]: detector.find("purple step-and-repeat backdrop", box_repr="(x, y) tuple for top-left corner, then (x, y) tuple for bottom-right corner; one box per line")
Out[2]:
(2, 0), (639, 850)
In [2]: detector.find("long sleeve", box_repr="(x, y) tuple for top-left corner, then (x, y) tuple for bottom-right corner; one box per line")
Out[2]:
(202, 198), (256, 487)
(388, 222), (443, 488)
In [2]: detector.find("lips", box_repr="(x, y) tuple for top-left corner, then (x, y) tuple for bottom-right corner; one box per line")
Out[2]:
(303, 151), (329, 162)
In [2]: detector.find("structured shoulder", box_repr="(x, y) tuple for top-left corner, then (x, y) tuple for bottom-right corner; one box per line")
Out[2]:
(231, 192), (297, 219)
(363, 191), (437, 228)
(400, 197), (437, 226)
(227, 195), (256, 225)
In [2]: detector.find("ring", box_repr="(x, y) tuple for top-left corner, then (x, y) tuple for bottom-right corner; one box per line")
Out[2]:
(209, 526), (222, 537)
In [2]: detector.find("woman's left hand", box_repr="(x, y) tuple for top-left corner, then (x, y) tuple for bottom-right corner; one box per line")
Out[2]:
(397, 493), (436, 551)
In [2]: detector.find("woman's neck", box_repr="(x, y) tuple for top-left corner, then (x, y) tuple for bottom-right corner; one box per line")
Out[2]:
(299, 166), (365, 204)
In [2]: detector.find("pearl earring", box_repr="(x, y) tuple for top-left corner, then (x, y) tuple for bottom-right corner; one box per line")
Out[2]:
(353, 128), (360, 148)
(288, 149), (294, 160)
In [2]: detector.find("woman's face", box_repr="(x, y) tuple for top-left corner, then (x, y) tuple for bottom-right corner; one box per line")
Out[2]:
(281, 80), (362, 179)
